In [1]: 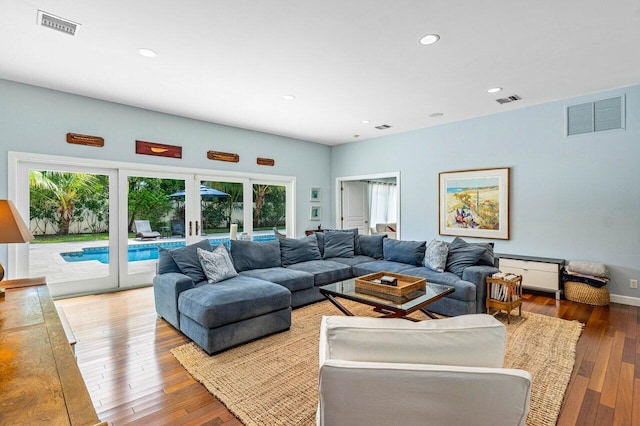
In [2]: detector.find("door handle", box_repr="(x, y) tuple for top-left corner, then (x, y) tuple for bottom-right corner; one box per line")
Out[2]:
(189, 221), (193, 236)
(196, 220), (200, 235)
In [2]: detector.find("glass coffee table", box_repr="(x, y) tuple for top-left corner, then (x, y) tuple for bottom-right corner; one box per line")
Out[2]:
(319, 278), (454, 321)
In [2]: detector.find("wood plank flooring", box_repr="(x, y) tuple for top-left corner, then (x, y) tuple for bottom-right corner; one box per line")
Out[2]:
(55, 287), (640, 425)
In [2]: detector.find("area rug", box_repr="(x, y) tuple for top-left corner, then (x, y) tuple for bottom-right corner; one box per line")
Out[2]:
(171, 301), (583, 426)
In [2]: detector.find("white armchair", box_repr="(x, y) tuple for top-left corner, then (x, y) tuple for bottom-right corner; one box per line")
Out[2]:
(317, 314), (531, 426)
(371, 222), (397, 239)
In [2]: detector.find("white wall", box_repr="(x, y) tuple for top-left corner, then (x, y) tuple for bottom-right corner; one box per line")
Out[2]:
(331, 84), (640, 299)
(0, 79), (332, 270)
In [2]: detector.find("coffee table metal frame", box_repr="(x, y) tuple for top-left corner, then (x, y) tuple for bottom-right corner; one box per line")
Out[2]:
(319, 278), (454, 321)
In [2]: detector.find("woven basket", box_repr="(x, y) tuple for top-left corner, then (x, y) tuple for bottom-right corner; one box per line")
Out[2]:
(564, 281), (610, 306)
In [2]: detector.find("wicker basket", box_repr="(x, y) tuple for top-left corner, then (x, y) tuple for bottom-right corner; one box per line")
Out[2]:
(564, 281), (610, 306)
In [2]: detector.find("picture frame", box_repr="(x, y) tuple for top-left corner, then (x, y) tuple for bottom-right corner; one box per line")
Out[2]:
(310, 206), (322, 221)
(439, 167), (510, 240)
(310, 187), (322, 202)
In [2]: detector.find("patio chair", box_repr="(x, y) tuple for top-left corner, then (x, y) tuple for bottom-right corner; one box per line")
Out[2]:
(134, 220), (161, 240)
(171, 219), (186, 237)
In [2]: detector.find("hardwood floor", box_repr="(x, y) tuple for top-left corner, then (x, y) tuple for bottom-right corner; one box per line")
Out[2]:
(55, 287), (640, 425)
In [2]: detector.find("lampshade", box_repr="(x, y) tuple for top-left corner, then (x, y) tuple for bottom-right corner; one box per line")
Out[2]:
(0, 200), (34, 243)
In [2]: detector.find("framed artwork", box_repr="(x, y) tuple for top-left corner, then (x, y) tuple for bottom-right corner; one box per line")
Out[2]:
(310, 187), (322, 202)
(439, 167), (510, 240)
(310, 206), (322, 221)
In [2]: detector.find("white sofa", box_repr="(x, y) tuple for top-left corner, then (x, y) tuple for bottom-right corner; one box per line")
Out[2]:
(317, 314), (532, 426)
(371, 222), (397, 239)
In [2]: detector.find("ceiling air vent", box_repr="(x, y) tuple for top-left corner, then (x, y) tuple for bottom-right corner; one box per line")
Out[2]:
(375, 124), (392, 130)
(495, 95), (522, 105)
(37, 10), (80, 36)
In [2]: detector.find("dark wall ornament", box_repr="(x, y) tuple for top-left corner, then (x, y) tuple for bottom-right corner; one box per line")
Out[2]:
(67, 133), (104, 147)
(135, 140), (182, 158)
(207, 151), (240, 163)
(257, 157), (275, 166)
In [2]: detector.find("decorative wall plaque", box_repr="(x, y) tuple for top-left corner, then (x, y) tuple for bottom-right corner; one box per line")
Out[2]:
(135, 140), (182, 158)
(257, 157), (275, 166)
(66, 133), (104, 147)
(207, 151), (240, 163)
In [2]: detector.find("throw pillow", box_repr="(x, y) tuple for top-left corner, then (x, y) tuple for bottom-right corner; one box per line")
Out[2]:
(424, 239), (449, 272)
(169, 239), (214, 283)
(279, 234), (322, 267)
(470, 242), (495, 266)
(158, 246), (181, 274)
(445, 237), (487, 277)
(315, 232), (325, 257)
(230, 239), (281, 272)
(357, 234), (386, 259)
(383, 239), (426, 267)
(323, 230), (355, 259)
(197, 246), (238, 284)
(323, 228), (360, 254)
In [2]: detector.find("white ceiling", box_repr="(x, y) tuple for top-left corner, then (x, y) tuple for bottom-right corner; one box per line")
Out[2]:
(2, 1), (639, 145)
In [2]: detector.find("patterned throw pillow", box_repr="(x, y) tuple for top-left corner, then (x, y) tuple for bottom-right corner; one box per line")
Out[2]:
(424, 239), (449, 272)
(197, 246), (238, 284)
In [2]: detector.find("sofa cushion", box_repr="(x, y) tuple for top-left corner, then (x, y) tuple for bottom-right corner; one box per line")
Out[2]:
(239, 267), (314, 292)
(402, 266), (476, 302)
(169, 239), (214, 284)
(383, 239), (426, 267)
(286, 260), (353, 286)
(178, 276), (291, 329)
(358, 234), (385, 259)
(323, 230), (355, 259)
(230, 239), (281, 272)
(470, 241), (495, 266)
(424, 239), (449, 272)
(158, 246), (181, 274)
(279, 235), (322, 267)
(352, 260), (415, 276)
(198, 246), (238, 284)
(323, 228), (361, 254)
(315, 232), (325, 256)
(327, 255), (376, 267)
(446, 237), (487, 277)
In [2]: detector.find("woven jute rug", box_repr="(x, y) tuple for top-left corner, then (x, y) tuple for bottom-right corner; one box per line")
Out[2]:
(171, 301), (583, 426)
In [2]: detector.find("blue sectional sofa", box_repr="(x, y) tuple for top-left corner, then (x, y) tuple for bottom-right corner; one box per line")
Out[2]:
(153, 231), (498, 354)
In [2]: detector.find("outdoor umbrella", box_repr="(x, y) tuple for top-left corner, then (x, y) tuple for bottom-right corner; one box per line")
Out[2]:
(169, 185), (230, 199)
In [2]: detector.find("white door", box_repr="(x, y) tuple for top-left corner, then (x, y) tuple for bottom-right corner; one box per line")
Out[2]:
(341, 181), (368, 233)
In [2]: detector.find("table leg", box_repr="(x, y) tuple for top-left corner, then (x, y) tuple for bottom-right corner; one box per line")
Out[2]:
(420, 308), (439, 319)
(324, 294), (354, 316)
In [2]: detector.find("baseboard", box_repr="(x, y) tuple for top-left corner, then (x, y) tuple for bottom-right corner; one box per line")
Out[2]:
(610, 294), (640, 307)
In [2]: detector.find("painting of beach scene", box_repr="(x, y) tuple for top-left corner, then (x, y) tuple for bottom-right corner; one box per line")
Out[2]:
(439, 168), (510, 239)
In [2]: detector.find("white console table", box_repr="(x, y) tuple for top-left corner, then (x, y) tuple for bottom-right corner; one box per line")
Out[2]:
(495, 253), (565, 300)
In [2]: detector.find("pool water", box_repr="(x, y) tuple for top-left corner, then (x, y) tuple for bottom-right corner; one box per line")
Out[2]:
(60, 235), (276, 264)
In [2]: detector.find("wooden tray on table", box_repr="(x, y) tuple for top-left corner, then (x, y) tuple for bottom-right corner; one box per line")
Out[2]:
(355, 271), (426, 300)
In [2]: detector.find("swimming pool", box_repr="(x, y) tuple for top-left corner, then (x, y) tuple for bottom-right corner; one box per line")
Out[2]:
(60, 235), (276, 264)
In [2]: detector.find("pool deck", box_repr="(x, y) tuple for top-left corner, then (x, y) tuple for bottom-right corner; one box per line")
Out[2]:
(29, 232), (274, 285)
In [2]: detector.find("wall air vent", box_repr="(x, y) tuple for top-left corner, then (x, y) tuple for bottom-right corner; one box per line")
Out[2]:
(566, 95), (625, 136)
(37, 10), (80, 36)
(495, 95), (522, 105)
(375, 124), (392, 130)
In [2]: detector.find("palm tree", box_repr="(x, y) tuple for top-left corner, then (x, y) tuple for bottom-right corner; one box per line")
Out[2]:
(30, 171), (101, 235)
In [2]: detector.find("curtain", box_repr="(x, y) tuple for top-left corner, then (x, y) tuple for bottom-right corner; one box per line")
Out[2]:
(368, 182), (397, 232)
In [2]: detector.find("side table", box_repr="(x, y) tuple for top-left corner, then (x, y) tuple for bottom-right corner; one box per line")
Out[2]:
(486, 275), (523, 324)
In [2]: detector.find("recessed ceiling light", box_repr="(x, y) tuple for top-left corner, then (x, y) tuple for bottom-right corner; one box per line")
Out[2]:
(419, 34), (440, 45)
(282, 95), (296, 100)
(138, 48), (157, 58)
(487, 87), (503, 93)
(361, 120), (370, 124)
(429, 112), (444, 118)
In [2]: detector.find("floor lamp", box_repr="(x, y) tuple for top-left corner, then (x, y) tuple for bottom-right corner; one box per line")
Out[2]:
(0, 200), (34, 297)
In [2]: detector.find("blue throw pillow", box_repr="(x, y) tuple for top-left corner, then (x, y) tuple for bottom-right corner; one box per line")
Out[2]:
(158, 246), (181, 274)
(470, 241), (495, 266)
(323, 230), (355, 259)
(230, 239), (281, 272)
(169, 239), (214, 283)
(358, 234), (386, 259)
(446, 237), (487, 277)
(315, 232), (325, 257)
(383, 239), (426, 267)
(279, 235), (322, 267)
(323, 228), (360, 254)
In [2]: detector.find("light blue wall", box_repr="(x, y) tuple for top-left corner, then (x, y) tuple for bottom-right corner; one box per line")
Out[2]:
(332, 84), (640, 299)
(0, 79), (331, 270)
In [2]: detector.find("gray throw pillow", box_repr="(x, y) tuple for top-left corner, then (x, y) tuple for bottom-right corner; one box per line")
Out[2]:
(424, 239), (449, 272)
(198, 246), (238, 284)
(470, 242), (495, 266)
(323, 228), (360, 254)
(323, 230), (355, 259)
(230, 239), (281, 272)
(315, 232), (325, 257)
(168, 239), (214, 283)
(358, 234), (386, 259)
(158, 246), (181, 274)
(279, 234), (322, 267)
(383, 239), (426, 267)
(446, 237), (487, 277)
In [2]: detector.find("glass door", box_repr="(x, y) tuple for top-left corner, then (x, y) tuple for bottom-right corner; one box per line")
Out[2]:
(194, 177), (249, 245)
(16, 162), (118, 297)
